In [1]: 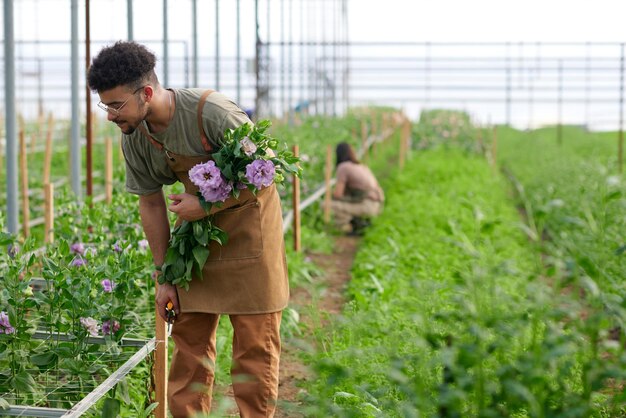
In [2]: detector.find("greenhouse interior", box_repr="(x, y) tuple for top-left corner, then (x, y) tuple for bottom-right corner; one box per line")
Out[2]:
(1, 0), (626, 417)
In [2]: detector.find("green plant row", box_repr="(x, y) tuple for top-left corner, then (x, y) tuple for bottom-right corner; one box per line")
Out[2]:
(0, 111), (394, 415)
(496, 126), (626, 323)
(301, 140), (626, 416)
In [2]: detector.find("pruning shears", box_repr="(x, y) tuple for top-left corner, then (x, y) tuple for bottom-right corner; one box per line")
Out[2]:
(165, 301), (176, 336)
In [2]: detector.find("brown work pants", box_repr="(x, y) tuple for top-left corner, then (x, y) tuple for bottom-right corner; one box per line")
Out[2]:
(331, 198), (382, 230)
(168, 311), (282, 418)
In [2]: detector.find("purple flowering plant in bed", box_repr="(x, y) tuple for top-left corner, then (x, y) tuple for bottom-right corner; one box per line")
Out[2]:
(158, 120), (301, 290)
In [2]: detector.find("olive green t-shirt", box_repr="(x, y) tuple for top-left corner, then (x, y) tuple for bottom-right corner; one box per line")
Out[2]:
(121, 89), (250, 195)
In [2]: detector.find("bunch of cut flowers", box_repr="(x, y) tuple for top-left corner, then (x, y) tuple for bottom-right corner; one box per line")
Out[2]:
(158, 120), (301, 290)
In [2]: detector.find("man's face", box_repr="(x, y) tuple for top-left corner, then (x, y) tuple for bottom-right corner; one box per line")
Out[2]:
(97, 85), (147, 135)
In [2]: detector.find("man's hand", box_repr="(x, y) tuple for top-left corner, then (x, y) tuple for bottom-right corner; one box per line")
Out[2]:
(167, 193), (207, 221)
(156, 282), (180, 322)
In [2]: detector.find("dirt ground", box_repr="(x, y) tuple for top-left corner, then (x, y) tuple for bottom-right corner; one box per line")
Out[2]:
(274, 235), (359, 417)
(216, 235), (360, 417)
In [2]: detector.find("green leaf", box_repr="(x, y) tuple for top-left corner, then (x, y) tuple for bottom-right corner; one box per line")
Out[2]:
(0, 397), (9, 410)
(116, 378), (131, 404)
(102, 397), (121, 418)
(31, 352), (58, 368)
(193, 221), (204, 241)
(177, 221), (191, 235)
(615, 244), (626, 255)
(212, 229), (229, 246)
(12, 370), (37, 393)
(192, 246), (210, 269)
(140, 403), (159, 418)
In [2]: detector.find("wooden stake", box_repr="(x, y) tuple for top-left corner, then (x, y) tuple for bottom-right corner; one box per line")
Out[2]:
(382, 113), (388, 136)
(154, 287), (168, 418)
(370, 110), (377, 138)
(476, 129), (485, 155)
(19, 128), (30, 237)
(92, 111), (98, 138)
(44, 183), (54, 244)
(491, 126), (498, 169)
(43, 113), (55, 186)
(399, 118), (409, 169)
(36, 111), (45, 152)
(119, 136), (125, 163)
(105, 137), (113, 204)
(323, 145), (332, 223)
(292, 145), (301, 252)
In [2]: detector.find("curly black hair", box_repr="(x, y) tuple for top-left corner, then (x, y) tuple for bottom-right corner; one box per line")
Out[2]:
(87, 41), (158, 92)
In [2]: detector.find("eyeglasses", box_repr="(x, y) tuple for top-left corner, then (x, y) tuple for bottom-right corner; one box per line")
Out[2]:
(97, 86), (145, 116)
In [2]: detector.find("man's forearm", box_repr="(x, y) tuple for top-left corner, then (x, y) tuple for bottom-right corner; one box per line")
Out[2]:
(139, 192), (171, 267)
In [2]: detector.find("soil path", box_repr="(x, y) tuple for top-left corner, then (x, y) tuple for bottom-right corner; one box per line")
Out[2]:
(216, 235), (360, 417)
(275, 235), (360, 417)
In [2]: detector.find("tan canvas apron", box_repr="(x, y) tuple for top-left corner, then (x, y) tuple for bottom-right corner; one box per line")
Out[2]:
(138, 90), (289, 314)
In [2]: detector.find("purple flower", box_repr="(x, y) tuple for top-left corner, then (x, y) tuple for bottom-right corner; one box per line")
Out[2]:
(112, 242), (122, 253)
(245, 159), (275, 189)
(70, 257), (87, 267)
(102, 320), (120, 335)
(70, 242), (85, 255)
(0, 311), (15, 334)
(200, 181), (233, 203)
(7, 244), (19, 259)
(189, 161), (224, 190)
(80, 317), (99, 336)
(240, 137), (257, 156)
(189, 161), (233, 203)
(138, 239), (149, 251)
(101, 279), (116, 293)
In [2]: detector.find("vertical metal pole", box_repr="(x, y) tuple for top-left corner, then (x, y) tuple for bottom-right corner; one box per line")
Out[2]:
(215, 0), (220, 90)
(127, 0), (134, 41)
(299, 0), (304, 106)
(528, 42), (534, 130)
(254, 0), (260, 117)
(192, 0), (198, 87)
(618, 43), (624, 174)
(332, 0), (337, 116)
(425, 42), (431, 106)
(236, 0), (241, 104)
(556, 59), (563, 144)
(266, 0), (272, 116)
(585, 42), (590, 128)
(70, 0), (82, 199)
(343, 0), (349, 112)
(312, 1), (318, 115)
(506, 42), (511, 126)
(163, 0), (169, 87)
(85, 0), (93, 197)
(4, 0), (18, 233)
(287, 0), (293, 123)
(321, 2), (326, 116)
(557, 59), (563, 145)
(37, 58), (43, 117)
(280, 0), (285, 118)
(309, 0), (315, 115)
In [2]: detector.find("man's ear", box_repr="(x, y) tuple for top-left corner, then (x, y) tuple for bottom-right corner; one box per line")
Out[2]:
(143, 85), (154, 103)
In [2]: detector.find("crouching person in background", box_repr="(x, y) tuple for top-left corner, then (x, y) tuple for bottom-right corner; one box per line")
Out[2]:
(331, 142), (385, 235)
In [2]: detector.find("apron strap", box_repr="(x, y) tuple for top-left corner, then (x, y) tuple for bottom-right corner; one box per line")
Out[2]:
(137, 123), (164, 151)
(138, 89), (215, 153)
(197, 89), (215, 152)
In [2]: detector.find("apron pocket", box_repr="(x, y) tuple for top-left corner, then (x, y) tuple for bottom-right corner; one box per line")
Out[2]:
(208, 200), (263, 261)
